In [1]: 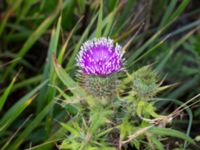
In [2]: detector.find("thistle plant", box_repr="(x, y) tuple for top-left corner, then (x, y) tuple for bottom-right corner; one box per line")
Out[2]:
(58, 35), (198, 149)
(76, 37), (125, 102)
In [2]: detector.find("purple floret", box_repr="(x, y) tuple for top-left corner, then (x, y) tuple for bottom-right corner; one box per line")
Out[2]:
(76, 38), (124, 76)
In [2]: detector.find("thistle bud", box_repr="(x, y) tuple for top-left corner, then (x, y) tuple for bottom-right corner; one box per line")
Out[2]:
(132, 66), (158, 97)
(76, 37), (124, 100)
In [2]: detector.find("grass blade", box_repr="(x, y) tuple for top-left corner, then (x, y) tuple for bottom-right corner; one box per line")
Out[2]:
(2, 0), (62, 80)
(96, 0), (103, 38)
(149, 127), (195, 145)
(0, 72), (18, 111)
(37, 16), (62, 111)
(8, 100), (54, 149)
(0, 80), (48, 132)
(156, 29), (196, 72)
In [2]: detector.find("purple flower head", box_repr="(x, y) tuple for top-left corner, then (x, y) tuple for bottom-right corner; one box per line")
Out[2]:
(76, 37), (124, 76)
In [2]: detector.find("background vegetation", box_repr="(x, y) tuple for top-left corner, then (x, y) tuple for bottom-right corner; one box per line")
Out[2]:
(0, 0), (200, 149)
